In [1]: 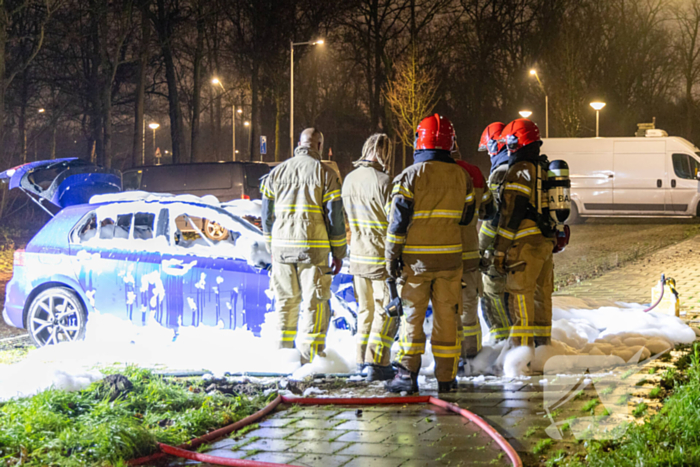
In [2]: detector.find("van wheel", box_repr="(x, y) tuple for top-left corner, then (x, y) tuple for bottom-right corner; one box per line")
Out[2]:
(567, 203), (584, 224)
(203, 219), (230, 241)
(27, 287), (87, 347)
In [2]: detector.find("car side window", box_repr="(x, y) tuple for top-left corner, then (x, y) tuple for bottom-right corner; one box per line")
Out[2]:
(100, 214), (131, 239)
(134, 212), (156, 239)
(672, 154), (700, 180)
(74, 212), (98, 242)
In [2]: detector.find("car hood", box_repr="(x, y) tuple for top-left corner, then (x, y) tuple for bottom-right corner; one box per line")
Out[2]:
(0, 158), (122, 216)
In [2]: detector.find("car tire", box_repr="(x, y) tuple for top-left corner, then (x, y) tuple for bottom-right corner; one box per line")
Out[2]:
(203, 219), (230, 241)
(27, 287), (87, 347)
(567, 202), (584, 224)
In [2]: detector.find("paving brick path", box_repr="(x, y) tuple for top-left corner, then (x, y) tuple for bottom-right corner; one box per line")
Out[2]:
(555, 233), (700, 313)
(190, 403), (511, 466)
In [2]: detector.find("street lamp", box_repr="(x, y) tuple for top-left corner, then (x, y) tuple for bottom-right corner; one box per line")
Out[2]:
(529, 69), (549, 138)
(590, 102), (606, 138)
(290, 39), (325, 157)
(211, 77), (238, 162)
(519, 110), (532, 119)
(148, 122), (160, 164)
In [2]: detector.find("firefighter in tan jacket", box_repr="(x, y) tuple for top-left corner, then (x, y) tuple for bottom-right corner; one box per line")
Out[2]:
(455, 158), (495, 360)
(493, 119), (556, 349)
(478, 122), (512, 342)
(385, 115), (476, 394)
(342, 133), (397, 381)
(261, 128), (347, 364)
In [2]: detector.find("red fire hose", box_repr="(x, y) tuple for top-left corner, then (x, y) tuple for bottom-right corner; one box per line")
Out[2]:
(128, 394), (522, 467)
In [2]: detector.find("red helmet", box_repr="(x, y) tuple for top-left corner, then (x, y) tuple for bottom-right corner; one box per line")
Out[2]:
(478, 122), (505, 156)
(500, 118), (541, 153)
(414, 114), (456, 151)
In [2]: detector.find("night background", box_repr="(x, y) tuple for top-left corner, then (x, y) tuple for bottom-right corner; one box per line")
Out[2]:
(2, 0), (699, 186)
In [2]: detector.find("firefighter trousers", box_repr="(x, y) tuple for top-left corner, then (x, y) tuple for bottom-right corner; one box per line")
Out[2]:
(354, 276), (398, 367)
(504, 239), (554, 347)
(458, 269), (482, 359)
(395, 268), (462, 382)
(481, 266), (510, 341)
(270, 262), (332, 364)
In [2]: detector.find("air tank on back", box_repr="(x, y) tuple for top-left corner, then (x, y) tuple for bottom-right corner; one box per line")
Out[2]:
(547, 160), (571, 224)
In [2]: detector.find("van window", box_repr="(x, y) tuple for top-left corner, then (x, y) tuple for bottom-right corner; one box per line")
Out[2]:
(246, 164), (269, 189)
(142, 165), (232, 192)
(123, 170), (142, 191)
(672, 154), (700, 180)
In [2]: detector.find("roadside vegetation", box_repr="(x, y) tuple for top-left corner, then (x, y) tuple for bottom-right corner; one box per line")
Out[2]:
(0, 367), (268, 466)
(548, 343), (700, 466)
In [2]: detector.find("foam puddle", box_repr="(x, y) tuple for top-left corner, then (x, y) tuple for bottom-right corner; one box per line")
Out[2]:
(0, 302), (696, 401)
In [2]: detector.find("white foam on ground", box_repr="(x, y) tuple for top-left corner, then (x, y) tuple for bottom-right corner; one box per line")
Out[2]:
(1, 302), (696, 400)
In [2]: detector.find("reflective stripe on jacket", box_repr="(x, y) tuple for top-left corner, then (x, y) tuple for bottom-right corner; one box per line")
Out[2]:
(478, 163), (508, 252)
(261, 146), (346, 264)
(493, 160), (550, 255)
(386, 150), (475, 275)
(342, 161), (391, 279)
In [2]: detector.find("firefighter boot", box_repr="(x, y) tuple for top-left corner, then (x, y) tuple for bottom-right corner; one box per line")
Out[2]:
(385, 367), (419, 394)
(366, 364), (396, 382)
(438, 379), (458, 393)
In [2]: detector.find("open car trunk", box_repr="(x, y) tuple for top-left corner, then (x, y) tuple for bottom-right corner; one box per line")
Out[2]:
(0, 158), (122, 216)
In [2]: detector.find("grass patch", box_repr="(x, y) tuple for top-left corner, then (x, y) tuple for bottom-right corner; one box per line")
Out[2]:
(648, 366), (657, 375)
(230, 423), (260, 439)
(632, 402), (648, 418)
(557, 342), (700, 465)
(0, 345), (35, 365)
(0, 367), (267, 466)
(615, 394), (632, 406)
(524, 427), (538, 438)
(581, 398), (599, 412)
(621, 369), (635, 380)
(649, 387), (662, 398)
(600, 384), (616, 396)
(532, 438), (554, 455)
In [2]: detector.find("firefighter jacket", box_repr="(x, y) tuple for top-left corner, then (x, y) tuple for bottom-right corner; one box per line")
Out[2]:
(478, 162), (509, 252)
(493, 146), (555, 256)
(342, 160), (391, 279)
(386, 150), (476, 275)
(456, 160), (495, 271)
(261, 146), (347, 265)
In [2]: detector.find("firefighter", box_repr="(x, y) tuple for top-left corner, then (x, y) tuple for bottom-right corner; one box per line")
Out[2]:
(477, 122), (513, 342)
(385, 114), (476, 394)
(455, 154), (495, 361)
(342, 133), (397, 381)
(492, 119), (556, 349)
(261, 128), (347, 364)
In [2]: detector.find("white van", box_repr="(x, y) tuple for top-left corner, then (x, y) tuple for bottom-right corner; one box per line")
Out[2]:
(541, 132), (700, 221)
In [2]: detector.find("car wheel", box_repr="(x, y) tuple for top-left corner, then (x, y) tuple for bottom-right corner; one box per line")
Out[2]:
(203, 219), (230, 241)
(567, 202), (584, 224)
(27, 287), (87, 347)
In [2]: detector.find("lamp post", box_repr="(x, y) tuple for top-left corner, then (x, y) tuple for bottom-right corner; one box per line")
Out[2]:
(290, 39), (324, 157)
(149, 122), (160, 164)
(519, 110), (532, 119)
(590, 102), (606, 137)
(529, 69), (548, 138)
(212, 78), (239, 161)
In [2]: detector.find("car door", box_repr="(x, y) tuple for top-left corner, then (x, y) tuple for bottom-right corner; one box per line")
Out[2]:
(613, 141), (669, 214)
(669, 153), (700, 214)
(69, 203), (163, 323)
(159, 203), (271, 334)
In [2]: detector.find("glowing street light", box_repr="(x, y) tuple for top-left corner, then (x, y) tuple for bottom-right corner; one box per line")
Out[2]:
(148, 122), (160, 162)
(211, 77), (242, 161)
(38, 108), (45, 113)
(243, 121), (250, 127)
(290, 38), (325, 156)
(519, 110), (532, 119)
(529, 69), (549, 138)
(590, 102), (606, 137)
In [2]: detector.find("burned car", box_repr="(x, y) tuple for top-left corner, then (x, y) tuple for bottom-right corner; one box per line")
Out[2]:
(1, 160), (357, 347)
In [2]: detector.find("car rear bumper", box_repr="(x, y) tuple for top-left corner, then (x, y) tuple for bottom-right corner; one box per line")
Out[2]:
(2, 302), (23, 328)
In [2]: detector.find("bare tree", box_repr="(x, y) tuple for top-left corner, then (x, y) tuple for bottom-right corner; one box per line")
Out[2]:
(673, 0), (700, 139)
(384, 52), (438, 168)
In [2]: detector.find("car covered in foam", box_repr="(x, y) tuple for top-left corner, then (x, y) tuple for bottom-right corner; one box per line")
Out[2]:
(1, 160), (356, 347)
